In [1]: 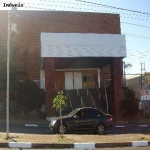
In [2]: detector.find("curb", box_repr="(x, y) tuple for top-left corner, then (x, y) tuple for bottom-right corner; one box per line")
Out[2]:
(9, 142), (32, 148)
(95, 142), (132, 148)
(32, 143), (74, 149)
(0, 143), (8, 148)
(4, 141), (150, 148)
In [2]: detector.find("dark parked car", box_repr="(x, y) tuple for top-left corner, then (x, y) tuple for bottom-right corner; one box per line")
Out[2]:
(49, 107), (113, 134)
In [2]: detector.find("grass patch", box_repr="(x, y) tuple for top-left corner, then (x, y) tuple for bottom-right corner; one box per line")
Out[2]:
(138, 136), (150, 141)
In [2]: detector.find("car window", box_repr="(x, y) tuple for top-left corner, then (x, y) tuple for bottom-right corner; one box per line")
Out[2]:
(76, 110), (86, 118)
(95, 109), (103, 117)
(68, 108), (80, 116)
(86, 109), (103, 118)
(86, 109), (96, 118)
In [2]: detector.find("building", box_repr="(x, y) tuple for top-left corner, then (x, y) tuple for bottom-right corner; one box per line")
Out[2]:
(0, 10), (126, 118)
(127, 73), (150, 99)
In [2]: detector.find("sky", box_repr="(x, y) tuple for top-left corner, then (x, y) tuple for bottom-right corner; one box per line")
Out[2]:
(0, 0), (150, 77)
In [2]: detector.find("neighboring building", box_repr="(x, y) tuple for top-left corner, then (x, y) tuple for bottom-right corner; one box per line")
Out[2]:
(127, 72), (150, 99)
(126, 75), (141, 99)
(127, 73), (150, 117)
(0, 10), (126, 118)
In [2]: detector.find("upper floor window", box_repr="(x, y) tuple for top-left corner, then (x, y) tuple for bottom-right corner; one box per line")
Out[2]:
(83, 76), (93, 82)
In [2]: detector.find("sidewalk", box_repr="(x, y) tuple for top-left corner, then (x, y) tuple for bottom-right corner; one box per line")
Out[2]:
(0, 134), (150, 149)
(113, 116), (150, 127)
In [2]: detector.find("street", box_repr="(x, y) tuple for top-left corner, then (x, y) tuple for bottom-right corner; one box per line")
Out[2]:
(1, 122), (150, 149)
(1, 122), (150, 135)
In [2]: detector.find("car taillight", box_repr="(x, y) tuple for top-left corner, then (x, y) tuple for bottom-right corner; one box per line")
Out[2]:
(109, 117), (112, 122)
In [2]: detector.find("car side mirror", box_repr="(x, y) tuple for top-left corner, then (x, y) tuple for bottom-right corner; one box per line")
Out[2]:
(74, 114), (78, 118)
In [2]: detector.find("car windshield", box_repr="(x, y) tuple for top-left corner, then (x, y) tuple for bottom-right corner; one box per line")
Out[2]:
(67, 108), (80, 117)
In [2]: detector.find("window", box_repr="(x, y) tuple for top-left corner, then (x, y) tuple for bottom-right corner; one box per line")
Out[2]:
(77, 110), (86, 118)
(83, 76), (93, 82)
(86, 109), (96, 118)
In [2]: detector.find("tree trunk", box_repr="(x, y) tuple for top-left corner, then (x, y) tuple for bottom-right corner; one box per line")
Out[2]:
(60, 109), (63, 138)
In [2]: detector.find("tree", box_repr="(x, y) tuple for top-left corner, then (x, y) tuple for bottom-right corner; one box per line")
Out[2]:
(17, 80), (44, 111)
(0, 46), (18, 103)
(122, 87), (139, 117)
(52, 90), (67, 137)
(123, 62), (132, 87)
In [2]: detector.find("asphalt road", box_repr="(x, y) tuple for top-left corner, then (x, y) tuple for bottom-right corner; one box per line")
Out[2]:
(1, 122), (150, 134)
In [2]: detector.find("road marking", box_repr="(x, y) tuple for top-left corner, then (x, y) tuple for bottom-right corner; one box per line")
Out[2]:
(139, 125), (148, 127)
(116, 125), (125, 127)
(25, 124), (38, 127)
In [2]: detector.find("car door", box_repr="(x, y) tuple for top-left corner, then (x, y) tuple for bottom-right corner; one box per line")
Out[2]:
(86, 109), (100, 129)
(74, 109), (89, 130)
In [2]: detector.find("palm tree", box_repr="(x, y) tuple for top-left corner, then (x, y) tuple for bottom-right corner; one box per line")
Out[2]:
(123, 62), (132, 87)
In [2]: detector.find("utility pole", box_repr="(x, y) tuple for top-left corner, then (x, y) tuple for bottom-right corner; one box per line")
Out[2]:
(123, 62), (126, 87)
(140, 63), (146, 90)
(6, 7), (19, 139)
(6, 8), (11, 140)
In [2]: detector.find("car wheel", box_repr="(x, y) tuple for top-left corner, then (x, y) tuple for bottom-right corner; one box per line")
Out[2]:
(57, 124), (67, 134)
(97, 124), (105, 135)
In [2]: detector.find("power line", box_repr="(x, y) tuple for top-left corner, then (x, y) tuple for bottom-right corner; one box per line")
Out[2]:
(27, 0), (150, 20)
(0, 2), (150, 57)
(0, 2), (150, 26)
(121, 21), (150, 29)
(76, 0), (150, 16)
(0, 0), (150, 21)
(1, 2), (150, 31)
(122, 32), (150, 40)
(39, 0), (149, 17)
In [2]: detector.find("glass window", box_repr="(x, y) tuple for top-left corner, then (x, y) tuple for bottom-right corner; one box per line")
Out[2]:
(83, 76), (93, 82)
(86, 109), (96, 118)
(76, 110), (86, 118)
(95, 110), (102, 117)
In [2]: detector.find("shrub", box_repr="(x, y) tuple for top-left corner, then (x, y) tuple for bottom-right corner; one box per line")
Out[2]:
(122, 98), (139, 116)
(17, 80), (45, 111)
(124, 87), (136, 98)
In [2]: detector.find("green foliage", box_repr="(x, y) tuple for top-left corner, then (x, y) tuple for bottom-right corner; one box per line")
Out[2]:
(0, 46), (18, 102)
(53, 91), (67, 138)
(53, 91), (67, 111)
(124, 87), (135, 98)
(122, 98), (139, 116)
(17, 80), (45, 110)
(122, 87), (139, 116)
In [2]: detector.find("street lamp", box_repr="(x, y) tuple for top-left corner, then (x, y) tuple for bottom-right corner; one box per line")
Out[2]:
(6, 7), (18, 139)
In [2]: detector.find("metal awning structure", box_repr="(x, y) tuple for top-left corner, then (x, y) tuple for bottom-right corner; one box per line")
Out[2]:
(41, 33), (126, 58)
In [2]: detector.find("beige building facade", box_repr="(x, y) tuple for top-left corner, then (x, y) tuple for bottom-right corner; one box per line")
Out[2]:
(127, 72), (150, 99)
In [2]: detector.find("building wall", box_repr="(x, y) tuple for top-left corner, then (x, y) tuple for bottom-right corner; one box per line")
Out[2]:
(0, 10), (123, 117)
(100, 65), (111, 88)
(127, 73), (150, 99)
(145, 73), (150, 90)
(127, 76), (141, 99)
(0, 10), (121, 82)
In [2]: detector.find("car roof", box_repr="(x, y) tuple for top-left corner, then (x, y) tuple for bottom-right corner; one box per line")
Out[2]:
(78, 107), (99, 110)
